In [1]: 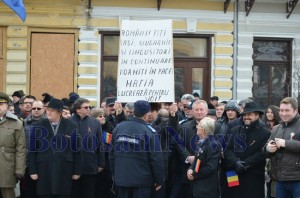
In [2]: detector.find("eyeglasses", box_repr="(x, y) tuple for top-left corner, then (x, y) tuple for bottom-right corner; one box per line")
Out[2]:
(32, 107), (42, 111)
(81, 106), (92, 110)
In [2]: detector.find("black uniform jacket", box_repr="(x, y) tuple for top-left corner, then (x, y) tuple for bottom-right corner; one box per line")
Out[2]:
(109, 117), (164, 187)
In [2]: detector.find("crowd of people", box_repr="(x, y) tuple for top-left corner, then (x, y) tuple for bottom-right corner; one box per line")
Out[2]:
(0, 90), (299, 198)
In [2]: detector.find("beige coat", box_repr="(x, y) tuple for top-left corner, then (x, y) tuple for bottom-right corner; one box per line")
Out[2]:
(0, 111), (26, 187)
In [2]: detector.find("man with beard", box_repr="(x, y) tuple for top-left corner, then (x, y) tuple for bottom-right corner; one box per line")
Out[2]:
(223, 102), (270, 198)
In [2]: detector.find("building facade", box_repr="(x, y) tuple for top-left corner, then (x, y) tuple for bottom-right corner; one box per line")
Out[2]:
(0, 0), (299, 107)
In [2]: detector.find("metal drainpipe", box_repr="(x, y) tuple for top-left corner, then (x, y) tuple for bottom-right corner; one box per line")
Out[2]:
(233, 0), (238, 100)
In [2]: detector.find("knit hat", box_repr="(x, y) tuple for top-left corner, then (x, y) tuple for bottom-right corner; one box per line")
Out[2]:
(69, 92), (79, 103)
(134, 100), (151, 116)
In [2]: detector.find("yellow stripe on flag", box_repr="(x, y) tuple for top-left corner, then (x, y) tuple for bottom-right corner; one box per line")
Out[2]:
(227, 175), (238, 183)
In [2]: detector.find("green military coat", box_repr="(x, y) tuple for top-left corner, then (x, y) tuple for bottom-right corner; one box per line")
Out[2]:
(0, 111), (26, 187)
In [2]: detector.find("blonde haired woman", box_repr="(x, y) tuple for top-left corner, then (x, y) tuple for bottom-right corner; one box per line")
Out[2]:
(187, 117), (220, 198)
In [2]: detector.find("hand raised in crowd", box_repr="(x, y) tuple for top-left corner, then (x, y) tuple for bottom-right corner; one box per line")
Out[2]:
(187, 169), (194, 181)
(114, 101), (123, 115)
(72, 175), (80, 180)
(266, 140), (278, 153)
(275, 138), (286, 148)
(169, 103), (178, 117)
(30, 174), (38, 180)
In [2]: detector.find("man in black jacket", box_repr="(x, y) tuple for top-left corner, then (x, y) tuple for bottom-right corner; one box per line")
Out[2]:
(109, 100), (164, 198)
(70, 98), (105, 198)
(170, 100), (208, 198)
(224, 102), (270, 198)
(29, 98), (81, 198)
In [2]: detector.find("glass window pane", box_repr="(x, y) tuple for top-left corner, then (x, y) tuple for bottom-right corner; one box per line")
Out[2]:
(175, 68), (184, 98)
(192, 68), (203, 99)
(253, 65), (269, 108)
(271, 66), (289, 106)
(103, 36), (119, 56)
(173, 38), (207, 57)
(253, 41), (289, 61)
(103, 61), (118, 97)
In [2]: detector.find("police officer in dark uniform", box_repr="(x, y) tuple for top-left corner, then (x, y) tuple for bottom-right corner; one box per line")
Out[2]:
(109, 100), (164, 198)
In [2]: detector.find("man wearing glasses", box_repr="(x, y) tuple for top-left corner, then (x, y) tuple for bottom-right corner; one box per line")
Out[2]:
(22, 100), (46, 198)
(70, 98), (105, 198)
(19, 95), (36, 119)
(178, 94), (195, 125)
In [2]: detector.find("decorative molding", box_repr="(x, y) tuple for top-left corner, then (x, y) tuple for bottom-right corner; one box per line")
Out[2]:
(186, 18), (197, 32)
(91, 7), (233, 23)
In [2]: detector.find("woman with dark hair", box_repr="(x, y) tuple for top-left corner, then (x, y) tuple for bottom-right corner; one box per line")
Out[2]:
(262, 105), (280, 131)
(262, 105), (280, 198)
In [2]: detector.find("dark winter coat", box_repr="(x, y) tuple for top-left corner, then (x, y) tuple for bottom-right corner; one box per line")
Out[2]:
(190, 137), (220, 198)
(268, 115), (300, 181)
(109, 117), (164, 187)
(28, 118), (81, 196)
(70, 114), (105, 174)
(223, 119), (270, 198)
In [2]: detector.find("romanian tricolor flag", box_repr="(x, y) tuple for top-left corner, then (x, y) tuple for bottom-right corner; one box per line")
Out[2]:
(226, 171), (239, 187)
(102, 131), (112, 144)
(194, 159), (201, 173)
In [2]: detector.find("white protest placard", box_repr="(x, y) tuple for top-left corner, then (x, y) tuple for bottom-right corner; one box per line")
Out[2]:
(117, 19), (174, 102)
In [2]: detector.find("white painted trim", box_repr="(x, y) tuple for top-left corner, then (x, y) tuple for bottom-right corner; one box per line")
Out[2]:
(98, 32), (102, 105)
(238, 12), (300, 25)
(91, 7), (233, 23)
(211, 36), (215, 96)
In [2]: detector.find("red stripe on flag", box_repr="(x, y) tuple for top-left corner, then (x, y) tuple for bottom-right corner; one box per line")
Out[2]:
(228, 180), (239, 187)
(195, 159), (201, 173)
